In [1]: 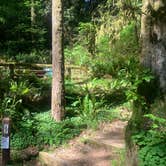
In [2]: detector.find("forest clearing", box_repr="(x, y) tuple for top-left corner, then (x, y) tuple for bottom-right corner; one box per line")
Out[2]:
(0, 0), (166, 166)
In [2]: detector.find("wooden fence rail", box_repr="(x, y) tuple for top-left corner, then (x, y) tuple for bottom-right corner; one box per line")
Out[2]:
(0, 63), (89, 82)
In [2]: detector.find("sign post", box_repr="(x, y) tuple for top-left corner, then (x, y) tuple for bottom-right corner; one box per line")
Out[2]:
(1, 117), (11, 166)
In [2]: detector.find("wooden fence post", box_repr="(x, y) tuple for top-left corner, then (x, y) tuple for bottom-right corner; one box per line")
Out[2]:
(9, 64), (14, 79)
(66, 67), (71, 80)
(1, 117), (11, 166)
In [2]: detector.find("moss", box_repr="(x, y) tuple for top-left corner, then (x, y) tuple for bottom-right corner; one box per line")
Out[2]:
(125, 103), (144, 149)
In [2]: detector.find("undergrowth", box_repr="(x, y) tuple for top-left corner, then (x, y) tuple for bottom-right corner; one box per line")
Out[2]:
(1, 18), (163, 166)
(10, 112), (85, 150)
(132, 100), (166, 166)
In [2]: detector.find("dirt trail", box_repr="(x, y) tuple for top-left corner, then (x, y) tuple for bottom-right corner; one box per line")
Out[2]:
(38, 120), (127, 166)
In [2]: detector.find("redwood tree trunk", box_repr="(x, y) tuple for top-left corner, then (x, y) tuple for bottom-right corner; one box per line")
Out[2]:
(141, 0), (166, 92)
(51, 0), (65, 121)
(126, 2), (166, 165)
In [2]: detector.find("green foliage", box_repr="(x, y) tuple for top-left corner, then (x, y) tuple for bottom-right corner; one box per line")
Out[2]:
(11, 129), (35, 150)
(132, 114), (166, 166)
(0, 0), (50, 58)
(9, 112), (84, 150)
(36, 113), (83, 147)
(78, 22), (96, 55)
(63, 0), (91, 45)
(0, 74), (51, 124)
(91, 23), (140, 78)
(115, 22), (139, 55)
(10, 80), (30, 97)
(72, 93), (121, 128)
(79, 95), (103, 120)
(65, 45), (90, 66)
(95, 35), (111, 56)
(90, 60), (114, 78)
(65, 80), (85, 117)
(144, 114), (166, 131)
(0, 80), (30, 115)
(138, 144), (166, 166)
(93, 0), (141, 44)
(2, 4), (164, 166)
(124, 68), (154, 107)
(64, 22), (96, 66)
(91, 52), (154, 112)
(14, 72), (51, 103)
(14, 50), (51, 63)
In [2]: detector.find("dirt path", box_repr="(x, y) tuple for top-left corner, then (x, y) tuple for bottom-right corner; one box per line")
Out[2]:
(38, 120), (127, 166)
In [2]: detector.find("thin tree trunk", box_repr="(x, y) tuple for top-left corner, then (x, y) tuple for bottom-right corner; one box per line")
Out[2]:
(31, 0), (35, 26)
(51, 0), (65, 121)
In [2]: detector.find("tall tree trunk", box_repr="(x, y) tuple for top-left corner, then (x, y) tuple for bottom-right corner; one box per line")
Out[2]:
(126, 1), (166, 165)
(51, 0), (65, 121)
(31, 0), (35, 42)
(141, 0), (166, 92)
(31, 0), (35, 26)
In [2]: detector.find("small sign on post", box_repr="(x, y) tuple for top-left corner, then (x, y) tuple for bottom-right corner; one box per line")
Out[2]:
(1, 117), (11, 166)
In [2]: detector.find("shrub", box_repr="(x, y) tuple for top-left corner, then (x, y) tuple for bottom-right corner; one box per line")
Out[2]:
(15, 50), (51, 63)
(90, 60), (114, 78)
(91, 22), (139, 78)
(0, 80), (31, 121)
(133, 114), (166, 166)
(9, 111), (85, 150)
(65, 45), (90, 66)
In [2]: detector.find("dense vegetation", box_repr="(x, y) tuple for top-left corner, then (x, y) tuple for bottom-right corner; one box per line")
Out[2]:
(0, 0), (165, 165)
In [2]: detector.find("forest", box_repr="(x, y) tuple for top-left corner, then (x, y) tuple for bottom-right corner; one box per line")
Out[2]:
(0, 0), (166, 165)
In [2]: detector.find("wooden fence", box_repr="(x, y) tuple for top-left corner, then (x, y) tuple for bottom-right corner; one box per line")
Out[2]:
(0, 62), (90, 83)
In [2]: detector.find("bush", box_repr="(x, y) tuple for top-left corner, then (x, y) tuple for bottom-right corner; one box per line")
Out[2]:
(90, 60), (114, 78)
(0, 80), (31, 122)
(133, 114), (166, 166)
(65, 45), (90, 66)
(90, 23), (139, 78)
(9, 111), (85, 150)
(15, 50), (51, 63)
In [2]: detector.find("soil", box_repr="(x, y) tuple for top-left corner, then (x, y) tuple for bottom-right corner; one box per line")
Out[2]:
(0, 120), (127, 166)
(38, 120), (127, 166)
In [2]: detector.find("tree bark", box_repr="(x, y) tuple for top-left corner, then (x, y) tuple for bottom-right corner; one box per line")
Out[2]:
(141, 0), (166, 92)
(31, 0), (36, 26)
(51, 0), (65, 121)
(126, 2), (166, 165)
